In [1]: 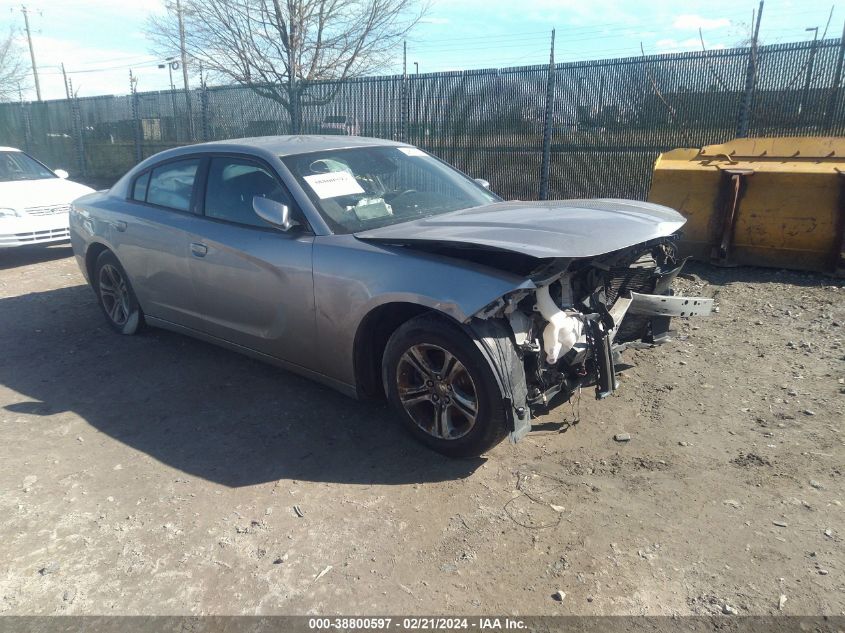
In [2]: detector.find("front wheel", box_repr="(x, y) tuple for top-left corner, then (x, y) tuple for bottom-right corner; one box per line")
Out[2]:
(93, 250), (143, 335)
(382, 314), (509, 458)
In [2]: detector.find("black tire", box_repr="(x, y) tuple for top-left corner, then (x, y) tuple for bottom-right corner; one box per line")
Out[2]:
(93, 250), (143, 335)
(382, 314), (509, 458)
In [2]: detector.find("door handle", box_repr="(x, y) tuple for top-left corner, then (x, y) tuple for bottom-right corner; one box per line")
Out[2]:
(190, 242), (208, 257)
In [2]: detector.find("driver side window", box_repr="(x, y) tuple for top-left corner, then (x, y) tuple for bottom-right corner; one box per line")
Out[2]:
(204, 157), (291, 228)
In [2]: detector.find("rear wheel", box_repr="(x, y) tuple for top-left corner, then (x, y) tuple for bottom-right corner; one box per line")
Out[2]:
(93, 250), (142, 335)
(383, 314), (509, 458)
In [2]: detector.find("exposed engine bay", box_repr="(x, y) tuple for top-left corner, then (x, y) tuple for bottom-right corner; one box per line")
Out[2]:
(355, 197), (714, 443)
(467, 235), (713, 441)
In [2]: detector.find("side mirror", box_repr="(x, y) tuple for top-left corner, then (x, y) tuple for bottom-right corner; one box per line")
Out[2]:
(474, 178), (490, 189)
(253, 196), (299, 231)
(54, 169), (69, 179)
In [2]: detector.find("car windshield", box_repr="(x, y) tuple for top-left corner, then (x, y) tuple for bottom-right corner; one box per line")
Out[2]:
(0, 151), (56, 182)
(282, 146), (498, 234)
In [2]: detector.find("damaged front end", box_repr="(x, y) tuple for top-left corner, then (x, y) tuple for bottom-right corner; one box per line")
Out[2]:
(468, 236), (713, 442)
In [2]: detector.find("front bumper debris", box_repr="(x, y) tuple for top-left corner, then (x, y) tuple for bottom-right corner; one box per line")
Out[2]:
(628, 292), (714, 318)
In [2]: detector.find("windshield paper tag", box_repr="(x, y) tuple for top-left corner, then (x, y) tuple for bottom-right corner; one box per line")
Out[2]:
(303, 171), (365, 199)
(397, 147), (427, 157)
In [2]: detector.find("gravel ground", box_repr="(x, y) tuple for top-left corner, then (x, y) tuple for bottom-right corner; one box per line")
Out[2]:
(0, 244), (842, 616)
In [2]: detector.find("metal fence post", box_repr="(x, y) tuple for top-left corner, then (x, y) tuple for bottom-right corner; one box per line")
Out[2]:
(201, 84), (210, 141)
(71, 97), (86, 177)
(736, 1), (764, 138)
(402, 42), (409, 143)
(130, 73), (142, 163)
(185, 93), (194, 142)
(403, 75), (411, 144)
(539, 29), (556, 200)
(22, 103), (32, 154)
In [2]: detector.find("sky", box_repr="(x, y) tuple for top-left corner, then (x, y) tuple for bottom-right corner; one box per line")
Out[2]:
(0, 0), (843, 101)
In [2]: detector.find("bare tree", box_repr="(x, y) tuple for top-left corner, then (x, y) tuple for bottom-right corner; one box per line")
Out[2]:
(0, 31), (27, 102)
(147, 0), (426, 132)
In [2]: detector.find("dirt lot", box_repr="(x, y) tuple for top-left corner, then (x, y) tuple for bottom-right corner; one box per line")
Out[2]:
(0, 244), (842, 616)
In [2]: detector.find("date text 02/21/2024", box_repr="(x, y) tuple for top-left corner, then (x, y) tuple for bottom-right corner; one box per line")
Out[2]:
(307, 617), (527, 630)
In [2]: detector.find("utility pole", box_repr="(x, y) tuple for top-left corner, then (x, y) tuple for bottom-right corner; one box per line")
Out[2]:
(736, 0), (764, 137)
(61, 63), (71, 99)
(159, 58), (179, 131)
(20, 5), (41, 101)
(175, 0), (193, 139)
(414, 61), (419, 75)
(539, 28), (556, 200)
(799, 26), (819, 125)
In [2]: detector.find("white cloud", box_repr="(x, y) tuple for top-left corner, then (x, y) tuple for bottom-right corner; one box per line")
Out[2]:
(672, 14), (731, 31)
(654, 37), (702, 52)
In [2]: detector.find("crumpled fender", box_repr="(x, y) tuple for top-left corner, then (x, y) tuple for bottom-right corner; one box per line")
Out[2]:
(312, 236), (536, 388)
(465, 317), (532, 443)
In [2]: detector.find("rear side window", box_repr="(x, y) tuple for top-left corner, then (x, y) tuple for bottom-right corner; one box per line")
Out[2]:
(132, 171), (150, 201)
(204, 157), (290, 228)
(146, 158), (200, 212)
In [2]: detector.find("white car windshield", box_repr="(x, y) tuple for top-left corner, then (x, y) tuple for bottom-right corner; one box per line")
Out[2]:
(282, 146), (498, 234)
(0, 151), (56, 182)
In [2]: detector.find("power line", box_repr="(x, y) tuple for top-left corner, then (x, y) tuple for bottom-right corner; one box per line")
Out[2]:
(410, 20), (841, 62)
(39, 60), (163, 76)
(407, 15), (829, 56)
(410, 5), (836, 46)
(410, 39), (551, 54)
(70, 54), (160, 67)
(410, 7), (809, 46)
(407, 29), (550, 44)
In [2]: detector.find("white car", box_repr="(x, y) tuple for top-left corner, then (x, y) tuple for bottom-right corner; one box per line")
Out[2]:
(0, 147), (94, 247)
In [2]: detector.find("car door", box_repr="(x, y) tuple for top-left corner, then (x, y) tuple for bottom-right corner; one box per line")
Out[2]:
(186, 154), (317, 368)
(117, 157), (206, 330)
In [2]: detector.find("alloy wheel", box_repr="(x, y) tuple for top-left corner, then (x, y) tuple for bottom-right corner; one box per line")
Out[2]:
(98, 263), (130, 326)
(396, 343), (479, 440)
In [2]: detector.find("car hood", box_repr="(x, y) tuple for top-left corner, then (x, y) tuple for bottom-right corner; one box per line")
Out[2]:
(0, 178), (95, 211)
(355, 198), (686, 259)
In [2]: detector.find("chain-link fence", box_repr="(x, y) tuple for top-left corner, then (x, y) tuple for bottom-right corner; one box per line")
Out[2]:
(1, 37), (843, 198)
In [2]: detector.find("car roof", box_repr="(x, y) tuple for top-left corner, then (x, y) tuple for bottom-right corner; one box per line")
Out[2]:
(182, 135), (402, 156)
(0, 147), (21, 152)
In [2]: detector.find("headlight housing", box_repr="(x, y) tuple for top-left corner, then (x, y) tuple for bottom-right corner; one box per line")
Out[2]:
(0, 208), (20, 218)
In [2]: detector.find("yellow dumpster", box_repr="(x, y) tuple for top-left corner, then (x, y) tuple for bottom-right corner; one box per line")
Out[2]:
(648, 137), (845, 275)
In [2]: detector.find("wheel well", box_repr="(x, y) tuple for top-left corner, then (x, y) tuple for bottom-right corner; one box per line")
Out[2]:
(85, 242), (109, 284)
(353, 302), (432, 399)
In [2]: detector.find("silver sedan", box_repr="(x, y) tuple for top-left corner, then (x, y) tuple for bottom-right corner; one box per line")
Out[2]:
(70, 136), (711, 457)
